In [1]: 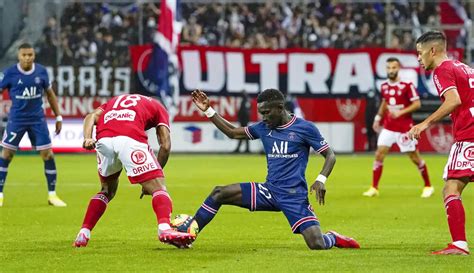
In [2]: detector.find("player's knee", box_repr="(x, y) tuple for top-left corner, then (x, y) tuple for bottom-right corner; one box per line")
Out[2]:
(210, 186), (225, 202)
(40, 151), (54, 161)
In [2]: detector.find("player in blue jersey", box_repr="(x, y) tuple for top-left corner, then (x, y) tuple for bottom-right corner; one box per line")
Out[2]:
(175, 89), (360, 250)
(0, 43), (66, 207)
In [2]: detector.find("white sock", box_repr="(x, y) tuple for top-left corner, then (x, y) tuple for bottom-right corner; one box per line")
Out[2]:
(452, 241), (469, 251)
(0, 192), (3, 198)
(48, 191), (56, 196)
(79, 228), (91, 238)
(158, 223), (171, 232)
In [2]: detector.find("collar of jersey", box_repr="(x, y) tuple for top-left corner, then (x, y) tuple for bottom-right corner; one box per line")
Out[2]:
(386, 80), (400, 86)
(17, 63), (35, 75)
(277, 115), (297, 130)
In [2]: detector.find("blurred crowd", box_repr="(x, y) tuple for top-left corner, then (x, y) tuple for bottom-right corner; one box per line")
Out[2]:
(35, 1), (470, 66)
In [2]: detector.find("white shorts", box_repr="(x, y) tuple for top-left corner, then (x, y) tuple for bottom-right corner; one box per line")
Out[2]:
(377, 128), (417, 152)
(443, 141), (474, 181)
(95, 136), (163, 184)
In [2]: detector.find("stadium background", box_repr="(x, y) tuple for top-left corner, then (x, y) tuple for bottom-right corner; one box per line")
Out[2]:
(0, 0), (472, 154)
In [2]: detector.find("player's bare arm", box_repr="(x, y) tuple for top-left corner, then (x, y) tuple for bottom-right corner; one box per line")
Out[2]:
(45, 87), (62, 134)
(310, 147), (336, 205)
(156, 125), (171, 168)
(409, 89), (461, 140)
(373, 100), (387, 133)
(390, 99), (421, 119)
(192, 89), (248, 139)
(82, 108), (103, 150)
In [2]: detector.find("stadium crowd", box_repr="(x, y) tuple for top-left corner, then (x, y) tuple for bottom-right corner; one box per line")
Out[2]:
(35, 1), (468, 66)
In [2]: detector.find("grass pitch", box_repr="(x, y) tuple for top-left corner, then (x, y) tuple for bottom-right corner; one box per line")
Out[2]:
(0, 153), (472, 272)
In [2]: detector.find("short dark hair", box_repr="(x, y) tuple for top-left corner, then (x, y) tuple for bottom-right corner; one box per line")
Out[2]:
(18, 43), (33, 50)
(386, 57), (400, 64)
(415, 31), (446, 45)
(257, 88), (285, 103)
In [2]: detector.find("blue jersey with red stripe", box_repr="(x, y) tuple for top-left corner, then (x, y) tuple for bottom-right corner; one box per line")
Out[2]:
(245, 116), (329, 195)
(0, 63), (50, 124)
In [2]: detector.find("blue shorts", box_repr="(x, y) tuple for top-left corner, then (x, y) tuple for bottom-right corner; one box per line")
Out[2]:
(240, 182), (319, 234)
(1, 121), (52, 151)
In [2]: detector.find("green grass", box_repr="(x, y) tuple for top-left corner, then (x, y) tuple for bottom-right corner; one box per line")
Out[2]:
(0, 153), (472, 272)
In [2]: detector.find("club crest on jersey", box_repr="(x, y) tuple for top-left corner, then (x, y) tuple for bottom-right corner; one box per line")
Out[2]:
(288, 132), (296, 140)
(103, 109), (136, 124)
(34, 77), (41, 84)
(131, 150), (147, 165)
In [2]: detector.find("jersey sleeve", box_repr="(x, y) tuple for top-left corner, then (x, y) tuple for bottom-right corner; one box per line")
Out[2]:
(97, 102), (108, 112)
(244, 122), (262, 140)
(154, 101), (170, 131)
(407, 82), (420, 101)
(303, 122), (329, 153)
(0, 70), (9, 90)
(42, 68), (52, 89)
(433, 65), (456, 97)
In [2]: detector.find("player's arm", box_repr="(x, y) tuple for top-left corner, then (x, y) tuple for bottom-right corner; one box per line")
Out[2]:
(390, 99), (421, 119)
(82, 107), (103, 150)
(309, 147), (336, 206)
(45, 87), (62, 134)
(409, 89), (461, 140)
(192, 89), (248, 139)
(155, 125), (171, 168)
(372, 99), (387, 133)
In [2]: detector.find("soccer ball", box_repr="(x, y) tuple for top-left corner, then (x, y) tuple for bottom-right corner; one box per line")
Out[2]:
(170, 214), (199, 236)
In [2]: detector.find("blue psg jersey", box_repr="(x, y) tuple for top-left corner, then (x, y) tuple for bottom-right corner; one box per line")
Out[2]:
(244, 115), (329, 195)
(0, 63), (50, 124)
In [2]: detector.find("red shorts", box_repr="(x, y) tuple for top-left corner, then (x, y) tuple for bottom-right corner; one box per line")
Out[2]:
(95, 136), (164, 184)
(443, 141), (474, 182)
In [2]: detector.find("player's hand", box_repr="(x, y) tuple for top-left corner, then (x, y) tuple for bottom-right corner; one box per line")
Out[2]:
(82, 138), (96, 150)
(372, 121), (381, 133)
(55, 121), (62, 135)
(408, 122), (428, 140)
(191, 89), (210, 111)
(310, 180), (326, 206)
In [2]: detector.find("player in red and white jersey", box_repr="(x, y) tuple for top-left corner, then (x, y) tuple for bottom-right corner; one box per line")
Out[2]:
(363, 57), (433, 198)
(409, 31), (473, 255)
(73, 94), (195, 249)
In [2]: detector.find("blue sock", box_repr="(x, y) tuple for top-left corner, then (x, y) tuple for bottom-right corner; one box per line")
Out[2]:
(0, 158), (10, 192)
(194, 196), (221, 231)
(44, 159), (57, 192)
(323, 233), (336, 249)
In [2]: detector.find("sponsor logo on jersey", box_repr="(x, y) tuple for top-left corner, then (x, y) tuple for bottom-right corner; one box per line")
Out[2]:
(463, 145), (474, 161)
(268, 140), (298, 158)
(15, 86), (42, 99)
(103, 109), (136, 124)
(131, 150), (147, 165)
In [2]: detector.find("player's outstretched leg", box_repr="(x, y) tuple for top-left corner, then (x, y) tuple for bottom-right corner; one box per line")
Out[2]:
(142, 179), (195, 249)
(432, 179), (469, 255)
(73, 172), (119, 248)
(40, 149), (67, 207)
(0, 148), (13, 207)
(189, 184), (243, 236)
(301, 226), (360, 250)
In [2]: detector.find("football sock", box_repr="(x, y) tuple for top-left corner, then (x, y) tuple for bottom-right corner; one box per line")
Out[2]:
(372, 160), (383, 189)
(0, 158), (10, 192)
(417, 161), (431, 187)
(152, 190), (172, 225)
(444, 195), (466, 242)
(194, 196), (221, 231)
(44, 159), (57, 192)
(323, 233), (336, 249)
(444, 195), (466, 244)
(81, 192), (109, 230)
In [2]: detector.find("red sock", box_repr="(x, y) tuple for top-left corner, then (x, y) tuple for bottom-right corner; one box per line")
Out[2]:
(152, 190), (173, 225)
(418, 161), (431, 187)
(444, 195), (466, 242)
(81, 192), (109, 230)
(372, 161), (383, 189)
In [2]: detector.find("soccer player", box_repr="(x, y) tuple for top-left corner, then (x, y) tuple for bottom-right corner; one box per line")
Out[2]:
(409, 31), (473, 255)
(0, 43), (65, 207)
(74, 94), (195, 248)
(178, 89), (360, 250)
(363, 57), (434, 198)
